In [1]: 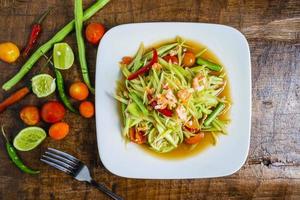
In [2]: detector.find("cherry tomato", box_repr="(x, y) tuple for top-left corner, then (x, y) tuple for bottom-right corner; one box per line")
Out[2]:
(85, 23), (105, 45)
(0, 42), (20, 63)
(129, 128), (147, 144)
(163, 55), (178, 64)
(183, 51), (196, 67)
(69, 82), (89, 101)
(41, 101), (65, 123)
(185, 133), (205, 144)
(49, 122), (69, 140)
(121, 56), (133, 65)
(79, 101), (94, 118)
(184, 118), (200, 133)
(19, 106), (40, 125)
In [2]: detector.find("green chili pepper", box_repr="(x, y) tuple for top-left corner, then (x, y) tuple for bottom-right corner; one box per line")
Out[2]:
(1, 126), (39, 175)
(54, 69), (78, 113)
(75, 0), (95, 94)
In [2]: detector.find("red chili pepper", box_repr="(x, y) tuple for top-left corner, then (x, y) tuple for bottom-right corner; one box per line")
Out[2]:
(22, 9), (51, 58)
(127, 49), (158, 80)
(147, 94), (173, 117)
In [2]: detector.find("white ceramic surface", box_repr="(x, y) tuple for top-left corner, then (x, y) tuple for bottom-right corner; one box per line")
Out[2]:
(95, 23), (251, 179)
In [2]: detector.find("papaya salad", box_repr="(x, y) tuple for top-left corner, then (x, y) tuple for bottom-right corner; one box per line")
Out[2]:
(115, 37), (231, 153)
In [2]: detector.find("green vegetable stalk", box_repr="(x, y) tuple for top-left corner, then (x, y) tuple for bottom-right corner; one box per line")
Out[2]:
(75, 0), (95, 94)
(2, 0), (110, 91)
(203, 102), (225, 127)
(1, 126), (39, 174)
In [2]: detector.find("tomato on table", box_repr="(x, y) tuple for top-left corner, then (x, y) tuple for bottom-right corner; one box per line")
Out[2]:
(19, 106), (40, 125)
(85, 23), (105, 45)
(49, 122), (69, 140)
(79, 101), (94, 118)
(41, 101), (65, 123)
(0, 42), (20, 63)
(69, 82), (89, 101)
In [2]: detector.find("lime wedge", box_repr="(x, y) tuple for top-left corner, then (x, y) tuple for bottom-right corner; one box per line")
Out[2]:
(53, 43), (74, 70)
(31, 74), (56, 98)
(13, 127), (46, 151)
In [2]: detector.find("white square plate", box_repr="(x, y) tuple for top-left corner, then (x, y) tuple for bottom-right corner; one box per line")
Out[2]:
(95, 23), (251, 179)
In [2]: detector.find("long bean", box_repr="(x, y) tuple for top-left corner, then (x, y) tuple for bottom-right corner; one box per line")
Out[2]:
(75, 0), (95, 94)
(2, 0), (110, 91)
(203, 102), (225, 127)
(196, 57), (222, 72)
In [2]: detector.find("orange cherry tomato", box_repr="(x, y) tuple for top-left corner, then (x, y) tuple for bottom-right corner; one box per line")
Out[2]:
(163, 55), (178, 64)
(79, 101), (94, 118)
(185, 133), (205, 144)
(19, 106), (40, 125)
(41, 101), (65, 123)
(183, 51), (196, 67)
(0, 42), (20, 63)
(85, 23), (105, 45)
(129, 128), (147, 144)
(121, 56), (133, 65)
(69, 82), (89, 101)
(49, 122), (70, 140)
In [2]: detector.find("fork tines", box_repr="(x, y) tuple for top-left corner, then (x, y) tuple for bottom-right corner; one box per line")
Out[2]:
(41, 148), (82, 175)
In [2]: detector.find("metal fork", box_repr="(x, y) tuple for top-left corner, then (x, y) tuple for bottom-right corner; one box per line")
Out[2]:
(41, 148), (123, 200)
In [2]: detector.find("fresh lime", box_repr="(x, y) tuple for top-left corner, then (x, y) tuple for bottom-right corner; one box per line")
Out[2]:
(53, 43), (74, 70)
(13, 127), (47, 151)
(31, 74), (56, 98)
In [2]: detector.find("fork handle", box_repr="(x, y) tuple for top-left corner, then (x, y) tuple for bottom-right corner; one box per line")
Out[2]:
(90, 180), (123, 200)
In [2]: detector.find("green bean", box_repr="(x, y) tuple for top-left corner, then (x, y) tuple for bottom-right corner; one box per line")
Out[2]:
(2, 0), (110, 91)
(196, 57), (223, 72)
(1, 126), (39, 174)
(75, 0), (95, 94)
(54, 69), (78, 113)
(203, 102), (225, 127)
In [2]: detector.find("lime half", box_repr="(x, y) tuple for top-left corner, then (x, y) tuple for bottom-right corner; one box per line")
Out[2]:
(31, 74), (56, 98)
(53, 43), (74, 70)
(13, 127), (47, 151)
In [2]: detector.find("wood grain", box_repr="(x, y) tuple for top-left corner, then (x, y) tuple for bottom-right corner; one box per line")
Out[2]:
(0, 0), (299, 199)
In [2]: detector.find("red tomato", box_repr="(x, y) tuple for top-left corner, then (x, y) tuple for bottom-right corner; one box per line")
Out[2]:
(41, 101), (65, 123)
(129, 128), (147, 144)
(163, 55), (178, 64)
(85, 23), (105, 45)
(183, 51), (196, 67)
(185, 133), (205, 144)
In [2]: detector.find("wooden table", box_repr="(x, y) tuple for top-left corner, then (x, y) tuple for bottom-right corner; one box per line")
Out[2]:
(0, 0), (299, 199)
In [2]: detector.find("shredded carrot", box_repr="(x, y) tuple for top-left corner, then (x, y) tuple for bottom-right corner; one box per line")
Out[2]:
(0, 87), (30, 113)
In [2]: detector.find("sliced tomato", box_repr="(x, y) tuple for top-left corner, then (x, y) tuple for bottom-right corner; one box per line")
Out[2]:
(121, 56), (133, 65)
(184, 118), (200, 133)
(185, 133), (204, 144)
(129, 128), (147, 144)
(163, 55), (178, 64)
